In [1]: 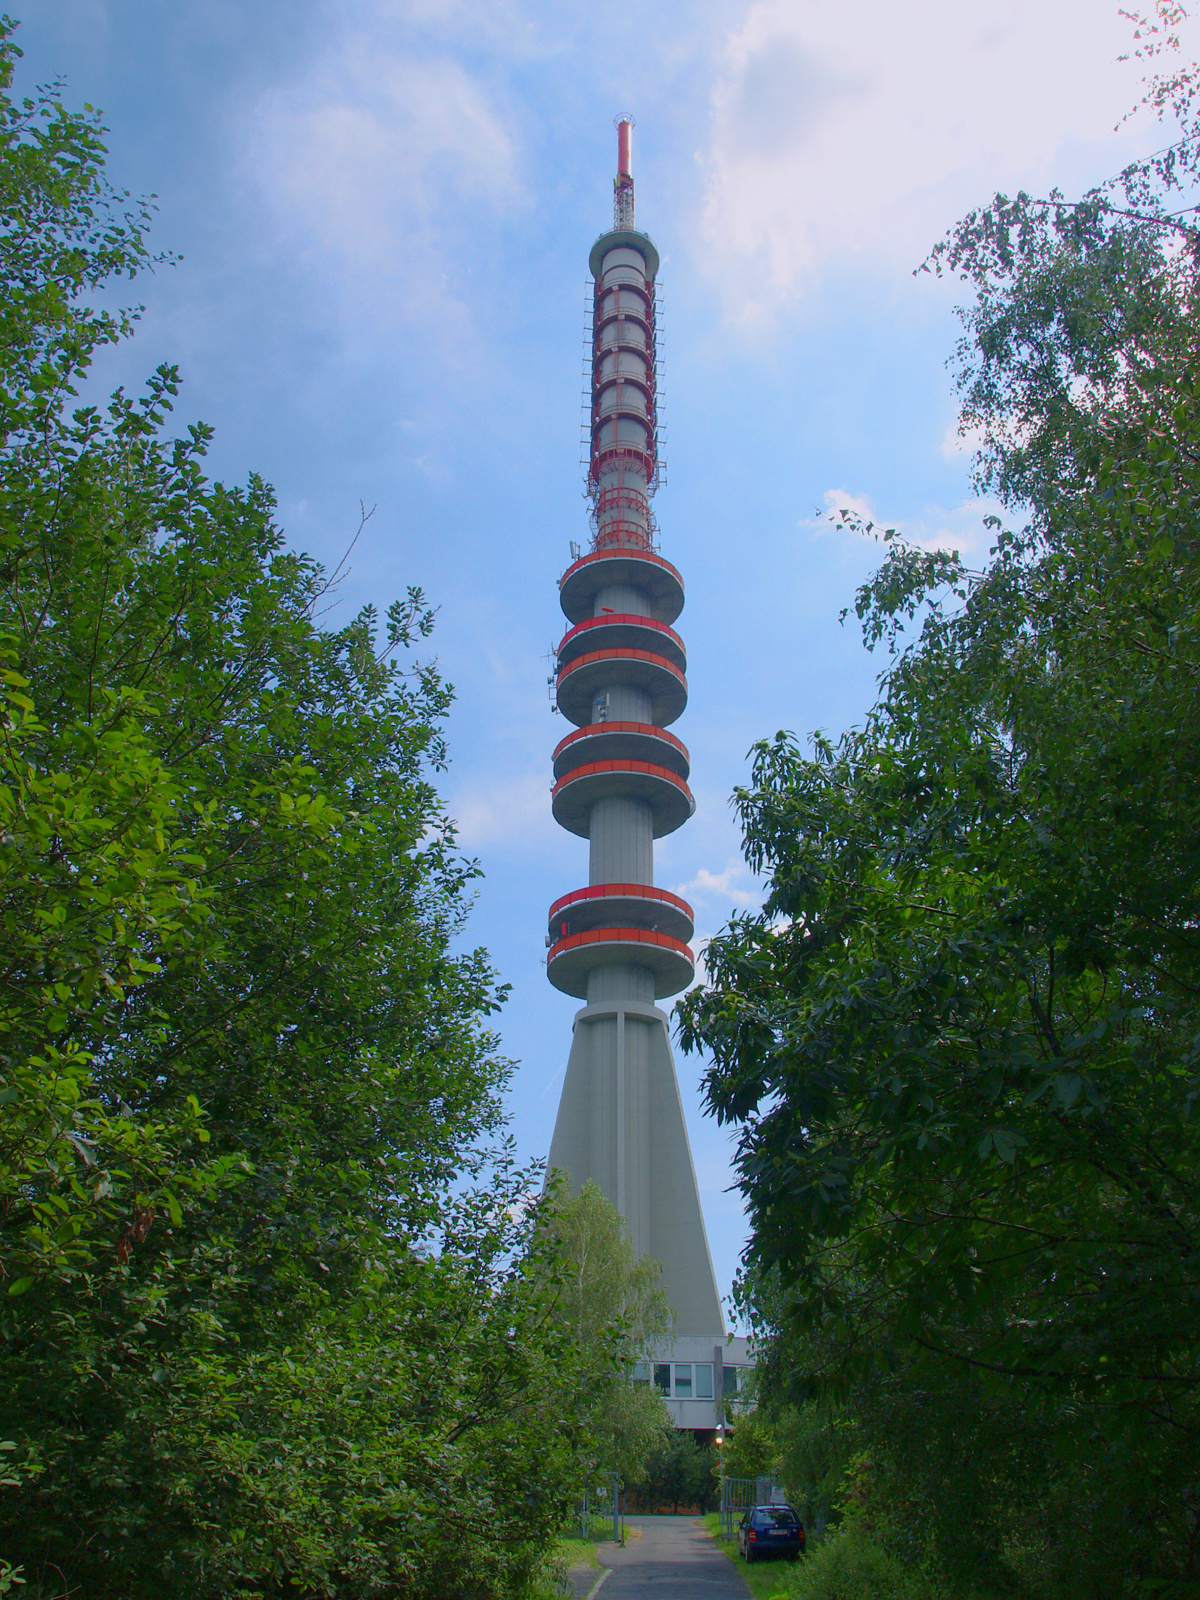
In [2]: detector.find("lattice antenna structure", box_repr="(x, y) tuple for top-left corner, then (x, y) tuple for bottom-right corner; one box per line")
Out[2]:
(543, 121), (725, 1342)
(613, 114), (636, 230)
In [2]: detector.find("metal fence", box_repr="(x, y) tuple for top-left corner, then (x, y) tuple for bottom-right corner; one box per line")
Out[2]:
(719, 1475), (757, 1539)
(720, 1475), (828, 1540)
(578, 1472), (622, 1543)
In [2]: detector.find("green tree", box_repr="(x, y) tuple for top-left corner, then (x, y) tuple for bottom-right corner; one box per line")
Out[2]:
(719, 1408), (774, 1483)
(0, 27), (588, 1598)
(680, 20), (1200, 1591)
(542, 1181), (674, 1485)
(634, 1429), (717, 1515)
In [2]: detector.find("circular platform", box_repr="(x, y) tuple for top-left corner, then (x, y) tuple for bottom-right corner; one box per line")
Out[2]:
(551, 760), (695, 838)
(552, 722), (689, 782)
(547, 926), (694, 1000)
(559, 548), (684, 626)
(558, 614), (685, 673)
(556, 649), (687, 728)
(589, 228), (660, 281)
(548, 883), (694, 945)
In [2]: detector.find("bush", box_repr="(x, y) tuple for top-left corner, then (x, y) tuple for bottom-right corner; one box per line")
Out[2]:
(780, 1522), (926, 1600)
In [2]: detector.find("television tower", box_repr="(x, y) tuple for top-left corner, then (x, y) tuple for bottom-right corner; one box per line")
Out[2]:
(545, 118), (724, 1340)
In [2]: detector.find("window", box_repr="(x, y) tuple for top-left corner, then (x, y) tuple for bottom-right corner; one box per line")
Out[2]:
(654, 1363), (671, 1394)
(631, 1361), (651, 1385)
(695, 1363), (713, 1399)
(674, 1364), (692, 1398)
(723, 1365), (740, 1397)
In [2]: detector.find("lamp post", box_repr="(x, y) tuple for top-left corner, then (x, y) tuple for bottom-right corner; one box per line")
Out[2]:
(715, 1424), (725, 1538)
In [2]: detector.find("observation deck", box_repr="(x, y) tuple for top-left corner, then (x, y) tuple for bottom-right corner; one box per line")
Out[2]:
(549, 882), (694, 943)
(552, 721), (689, 781)
(558, 614), (686, 673)
(547, 926), (694, 1000)
(551, 758), (694, 838)
(559, 547), (684, 624)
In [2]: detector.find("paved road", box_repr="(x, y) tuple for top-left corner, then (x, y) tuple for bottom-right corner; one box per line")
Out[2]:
(596, 1516), (751, 1599)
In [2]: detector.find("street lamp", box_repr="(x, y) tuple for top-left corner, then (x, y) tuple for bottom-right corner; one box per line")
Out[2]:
(715, 1425), (725, 1537)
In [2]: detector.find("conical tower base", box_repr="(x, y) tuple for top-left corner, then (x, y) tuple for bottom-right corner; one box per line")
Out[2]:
(547, 997), (724, 1337)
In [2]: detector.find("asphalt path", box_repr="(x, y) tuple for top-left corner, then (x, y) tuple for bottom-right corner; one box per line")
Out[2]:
(596, 1516), (750, 1599)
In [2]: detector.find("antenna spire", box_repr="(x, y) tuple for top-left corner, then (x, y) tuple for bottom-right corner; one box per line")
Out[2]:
(613, 114), (635, 230)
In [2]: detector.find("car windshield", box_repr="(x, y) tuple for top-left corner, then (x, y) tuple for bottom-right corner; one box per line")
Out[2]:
(757, 1508), (798, 1526)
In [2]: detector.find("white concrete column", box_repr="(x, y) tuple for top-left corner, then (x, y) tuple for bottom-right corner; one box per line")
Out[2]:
(586, 963), (655, 1004)
(589, 795), (653, 883)
(595, 583), (651, 616)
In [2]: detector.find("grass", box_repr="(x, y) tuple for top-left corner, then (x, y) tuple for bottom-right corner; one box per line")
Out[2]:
(702, 1512), (796, 1600)
(553, 1537), (600, 1570)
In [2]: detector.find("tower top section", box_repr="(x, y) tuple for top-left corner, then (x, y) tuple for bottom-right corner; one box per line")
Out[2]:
(614, 114), (635, 230)
(588, 114), (659, 280)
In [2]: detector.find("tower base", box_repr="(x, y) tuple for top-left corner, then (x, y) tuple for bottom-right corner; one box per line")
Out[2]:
(546, 998), (725, 1337)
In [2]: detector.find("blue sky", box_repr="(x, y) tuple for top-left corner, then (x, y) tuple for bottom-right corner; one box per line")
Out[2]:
(24, 0), (1191, 1328)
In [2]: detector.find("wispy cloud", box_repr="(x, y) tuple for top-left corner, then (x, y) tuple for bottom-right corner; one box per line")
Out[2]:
(450, 773), (550, 848)
(674, 860), (760, 910)
(811, 486), (1006, 556)
(244, 26), (523, 346)
(696, 0), (1170, 319)
(939, 419), (986, 461)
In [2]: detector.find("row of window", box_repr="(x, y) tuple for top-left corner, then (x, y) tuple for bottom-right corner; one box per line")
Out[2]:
(632, 1361), (747, 1400)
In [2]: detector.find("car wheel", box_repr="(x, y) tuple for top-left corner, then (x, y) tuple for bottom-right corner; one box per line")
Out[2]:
(745, 1548), (755, 1564)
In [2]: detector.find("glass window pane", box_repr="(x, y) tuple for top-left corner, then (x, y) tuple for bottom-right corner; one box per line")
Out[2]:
(654, 1363), (671, 1393)
(674, 1363), (692, 1397)
(723, 1365), (739, 1396)
(631, 1361), (650, 1384)
(695, 1363), (713, 1399)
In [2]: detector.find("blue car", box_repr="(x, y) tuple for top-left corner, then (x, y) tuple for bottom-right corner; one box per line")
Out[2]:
(737, 1504), (806, 1563)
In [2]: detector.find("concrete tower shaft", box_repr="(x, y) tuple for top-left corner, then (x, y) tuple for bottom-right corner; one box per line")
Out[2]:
(545, 124), (724, 1341)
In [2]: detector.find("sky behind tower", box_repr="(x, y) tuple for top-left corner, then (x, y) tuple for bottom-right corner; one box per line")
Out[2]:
(23, 0), (1196, 1328)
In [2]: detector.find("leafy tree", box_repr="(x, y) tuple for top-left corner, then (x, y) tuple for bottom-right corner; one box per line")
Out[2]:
(541, 1181), (674, 1485)
(0, 26), (588, 1598)
(632, 1430), (717, 1515)
(719, 1408), (774, 1483)
(680, 16), (1200, 1590)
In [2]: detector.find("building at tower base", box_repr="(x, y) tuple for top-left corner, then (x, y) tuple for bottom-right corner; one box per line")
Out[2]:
(544, 119), (751, 1429)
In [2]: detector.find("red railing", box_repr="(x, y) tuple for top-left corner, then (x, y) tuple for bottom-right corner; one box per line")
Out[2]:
(548, 883), (694, 923)
(552, 721), (689, 765)
(557, 649), (685, 690)
(550, 760), (692, 802)
(547, 927), (694, 961)
(560, 545), (682, 591)
(558, 614), (684, 656)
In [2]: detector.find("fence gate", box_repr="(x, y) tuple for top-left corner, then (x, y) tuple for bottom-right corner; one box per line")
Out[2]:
(580, 1472), (621, 1543)
(719, 1475), (757, 1540)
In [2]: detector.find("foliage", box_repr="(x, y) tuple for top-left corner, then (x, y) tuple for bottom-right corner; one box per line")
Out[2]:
(720, 1408), (775, 1482)
(630, 1429), (718, 1514)
(777, 1519), (924, 1600)
(0, 26), (591, 1598)
(540, 1181), (674, 1483)
(681, 17), (1200, 1594)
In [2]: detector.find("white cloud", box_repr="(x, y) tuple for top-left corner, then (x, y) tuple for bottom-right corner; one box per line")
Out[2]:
(814, 486), (1006, 556)
(244, 29), (522, 343)
(697, 0), (1190, 318)
(939, 418), (986, 460)
(450, 772), (550, 848)
(674, 860), (760, 909)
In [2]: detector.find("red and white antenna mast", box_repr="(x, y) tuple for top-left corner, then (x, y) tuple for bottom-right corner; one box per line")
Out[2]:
(614, 114), (635, 230)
